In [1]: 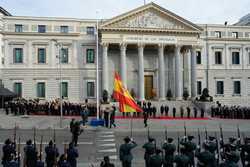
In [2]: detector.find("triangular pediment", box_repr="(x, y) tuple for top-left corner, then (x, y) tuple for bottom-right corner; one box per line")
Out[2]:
(101, 3), (202, 32)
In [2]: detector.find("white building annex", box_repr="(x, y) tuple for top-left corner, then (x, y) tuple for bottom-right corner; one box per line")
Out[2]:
(0, 3), (250, 105)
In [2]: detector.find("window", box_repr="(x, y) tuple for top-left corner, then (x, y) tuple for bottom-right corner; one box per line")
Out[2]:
(215, 31), (221, 38)
(60, 26), (69, 33)
(216, 81), (224, 95)
(15, 24), (23, 32)
(196, 51), (201, 64)
(197, 81), (202, 95)
(233, 81), (241, 95)
(60, 82), (68, 98)
(87, 81), (95, 97)
(232, 32), (238, 38)
(13, 48), (23, 63)
(38, 48), (46, 64)
(38, 25), (46, 33)
(232, 52), (240, 65)
(86, 27), (95, 35)
(86, 49), (95, 63)
(37, 82), (45, 98)
(14, 82), (22, 97)
(215, 51), (222, 64)
(60, 48), (68, 63)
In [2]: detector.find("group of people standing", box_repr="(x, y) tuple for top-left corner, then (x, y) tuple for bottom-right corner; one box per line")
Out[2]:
(211, 102), (250, 119)
(119, 132), (250, 167)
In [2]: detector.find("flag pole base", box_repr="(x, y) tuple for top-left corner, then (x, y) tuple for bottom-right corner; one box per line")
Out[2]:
(90, 118), (104, 127)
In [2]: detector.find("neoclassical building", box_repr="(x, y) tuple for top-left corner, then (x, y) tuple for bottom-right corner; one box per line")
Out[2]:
(0, 3), (250, 105)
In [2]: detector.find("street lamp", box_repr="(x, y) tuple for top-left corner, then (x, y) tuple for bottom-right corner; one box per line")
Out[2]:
(52, 39), (63, 128)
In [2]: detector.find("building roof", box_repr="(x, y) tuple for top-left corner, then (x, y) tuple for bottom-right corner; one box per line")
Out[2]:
(0, 7), (12, 16)
(235, 13), (250, 26)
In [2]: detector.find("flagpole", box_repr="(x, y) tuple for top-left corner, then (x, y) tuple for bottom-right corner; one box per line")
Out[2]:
(130, 115), (133, 138)
(96, 11), (99, 120)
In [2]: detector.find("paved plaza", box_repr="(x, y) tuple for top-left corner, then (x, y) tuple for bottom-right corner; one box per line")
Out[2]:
(0, 111), (250, 166)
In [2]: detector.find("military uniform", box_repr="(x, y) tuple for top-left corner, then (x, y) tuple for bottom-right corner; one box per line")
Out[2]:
(195, 142), (217, 167)
(45, 141), (59, 167)
(149, 148), (164, 167)
(180, 136), (197, 167)
(174, 148), (190, 167)
(219, 152), (239, 167)
(67, 143), (79, 167)
(1, 139), (16, 167)
(23, 140), (37, 167)
(143, 138), (156, 167)
(119, 137), (137, 167)
(162, 138), (176, 167)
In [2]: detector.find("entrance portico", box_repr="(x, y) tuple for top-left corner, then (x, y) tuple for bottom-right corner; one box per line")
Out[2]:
(100, 2), (202, 100)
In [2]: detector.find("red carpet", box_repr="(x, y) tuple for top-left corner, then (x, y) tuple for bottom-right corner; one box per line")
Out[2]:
(114, 116), (210, 120)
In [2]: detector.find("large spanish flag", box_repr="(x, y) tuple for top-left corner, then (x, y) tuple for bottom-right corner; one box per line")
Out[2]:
(113, 72), (142, 113)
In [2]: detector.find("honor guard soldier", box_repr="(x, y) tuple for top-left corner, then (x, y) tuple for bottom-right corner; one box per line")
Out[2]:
(206, 136), (218, 157)
(241, 137), (250, 167)
(67, 142), (79, 167)
(1, 139), (16, 167)
(23, 139), (37, 167)
(195, 142), (216, 167)
(143, 137), (156, 167)
(45, 140), (59, 167)
(162, 138), (176, 167)
(174, 148), (190, 167)
(4, 154), (18, 167)
(219, 152), (239, 167)
(180, 136), (197, 167)
(119, 136), (137, 167)
(149, 148), (164, 167)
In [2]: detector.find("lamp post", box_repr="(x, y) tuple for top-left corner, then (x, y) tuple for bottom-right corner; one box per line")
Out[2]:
(52, 39), (63, 128)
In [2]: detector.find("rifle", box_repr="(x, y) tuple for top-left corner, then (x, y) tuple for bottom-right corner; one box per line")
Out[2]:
(214, 132), (219, 166)
(237, 125), (241, 146)
(177, 132), (180, 154)
(219, 124), (224, 157)
(33, 127), (36, 150)
(198, 128), (201, 148)
(17, 136), (21, 165)
(64, 141), (68, 159)
(40, 135), (43, 161)
(205, 126), (208, 141)
(13, 123), (17, 150)
(165, 126), (168, 140)
(53, 128), (57, 166)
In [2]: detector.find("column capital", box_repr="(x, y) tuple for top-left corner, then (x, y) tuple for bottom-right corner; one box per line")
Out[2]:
(191, 45), (202, 50)
(158, 43), (165, 48)
(138, 43), (145, 48)
(101, 42), (109, 47)
(119, 43), (127, 50)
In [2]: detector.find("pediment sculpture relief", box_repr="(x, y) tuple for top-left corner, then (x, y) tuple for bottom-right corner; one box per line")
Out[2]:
(112, 10), (185, 30)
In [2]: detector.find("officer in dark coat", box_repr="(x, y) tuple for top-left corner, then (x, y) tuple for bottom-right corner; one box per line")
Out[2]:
(160, 105), (164, 116)
(143, 137), (156, 167)
(72, 121), (83, 146)
(143, 111), (148, 127)
(164, 105), (169, 116)
(162, 138), (176, 167)
(67, 142), (79, 167)
(119, 136), (137, 167)
(100, 156), (115, 167)
(173, 107), (176, 118)
(180, 136), (197, 167)
(193, 107), (198, 118)
(180, 106), (184, 118)
(187, 107), (191, 118)
(23, 139), (37, 167)
(1, 139), (16, 167)
(149, 148), (164, 167)
(45, 140), (59, 167)
(195, 142), (216, 167)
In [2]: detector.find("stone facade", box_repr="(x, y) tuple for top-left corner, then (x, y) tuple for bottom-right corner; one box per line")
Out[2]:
(0, 3), (249, 105)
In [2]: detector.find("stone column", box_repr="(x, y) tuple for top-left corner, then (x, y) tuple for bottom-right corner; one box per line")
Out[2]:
(158, 44), (165, 100)
(4, 39), (9, 66)
(102, 43), (109, 92)
(191, 47), (197, 98)
(175, 45), (182, 100)
(120, 43), (127, 88)
(138, 44), (145, 101)
(27, 40), (32, 67)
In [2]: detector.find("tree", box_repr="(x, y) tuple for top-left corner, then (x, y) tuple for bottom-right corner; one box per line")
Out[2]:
(183, 88), (189, 100)
(166, 89), (173, 101)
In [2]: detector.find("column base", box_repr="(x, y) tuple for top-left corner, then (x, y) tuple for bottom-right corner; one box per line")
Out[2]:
(175, 97), (183, 101)
(159, 97), (166, 101)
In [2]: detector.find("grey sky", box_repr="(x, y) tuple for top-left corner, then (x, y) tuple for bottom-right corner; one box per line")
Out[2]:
(1, 0), (250, 25)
